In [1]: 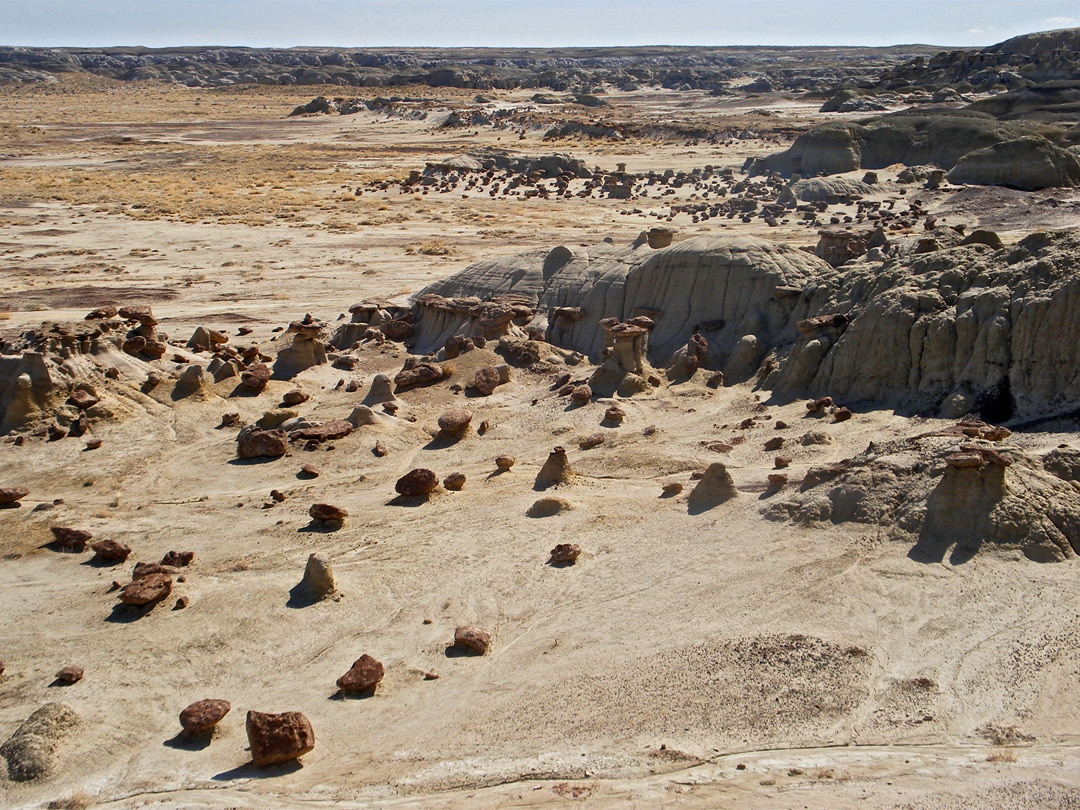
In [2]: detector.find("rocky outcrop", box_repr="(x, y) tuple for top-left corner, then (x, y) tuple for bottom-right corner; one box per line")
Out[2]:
(945, 136), (1080, 190)
(273, 316), (328, 378)
(413, 236), (826, 380)
(765, 435), (1080, 562)
(0, 703), (79, 781)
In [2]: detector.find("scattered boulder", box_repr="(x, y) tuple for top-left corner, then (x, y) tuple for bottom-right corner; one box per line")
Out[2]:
(179, 699), (231, 737)
(453, 626), (491, 655)
(119, 572), (173, 606)
(237, 428), (288, 459)
(549, 543), (582, 564)
(290, 419), (354, 443)
(282, 390), (310, 406)
(91, 539), (131, 563)
(300, 553), (336, 599)
(161, 550), (194, 567)
(661, 482), (683, 497)
(396, 468), (438, 497)
(67, 389), (99, 410)
(300, 463), (320, 478)
(54, 666), (83, 684)
(309, 503), (348, 525)
(50, 527), (91, 551)
(579, 432), (604, 449)
(570, 384), (592, 404)
(801, 431), (834, 446)
(394, 360), (446, 391)
(604, 405), (625, 424)
(437, 409), (472, 438)
(764, 437), (785, 451)
(336, 654), (384, 693)
(245, 710), (315, 767)
(0, 486), (30, 505)
(240, 362), (272, 392)
(495, 455), (515, 471)
(471, 366), (502, 396)
(443, 472), (466, 490)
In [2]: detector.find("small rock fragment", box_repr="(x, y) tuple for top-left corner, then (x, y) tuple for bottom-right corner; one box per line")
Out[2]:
(300, 463), (320, 478)
(50, 527), (91, 551)
(373, 440), (388, 457)
(570, 384), (592, 404)
(309, 503), (348, 524)
(120, 572), (173, 606)
(764, 437), (785, 451)
(161, 550), (194, 567)
(549, 543), (582, 564)
(55, 666), (83, 684)
(90, 538), (131, 563)
(661, 482), (683, 497)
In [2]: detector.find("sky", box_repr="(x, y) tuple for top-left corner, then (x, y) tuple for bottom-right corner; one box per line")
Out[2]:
(3, 0), (1078, 49)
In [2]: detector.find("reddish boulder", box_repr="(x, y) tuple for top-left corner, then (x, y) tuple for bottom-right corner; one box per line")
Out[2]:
(453, 626), (491, 655)
(394, 361), (445, 390)
(241, 362), (272, 391)
(471, 366), (501, 396)
(246, 710), (315, 767)
(120, 572), (173, 606)
(443, 472), (466, 491)
(51, 527), (92, 551)
(85, 305), (118, 320)
(395, 468), (438, 497)
(161, 550), (194, 567)
(282, 390), (309, 406)
(336, 654), (384, 693)
(764, 436), (785, 451)
(68, 389), (100, 410)
(309, 503), (348, 523)
(290, 420), (354, 442)
(55, 665), (83, 684)
(570, 384), (592, 404)
(0, 486), (30, 505)
(91, 538), (131, 562)
(237, 428), (288, 459)
(180, 699), (231, 736)
(549, 544), (582, 564)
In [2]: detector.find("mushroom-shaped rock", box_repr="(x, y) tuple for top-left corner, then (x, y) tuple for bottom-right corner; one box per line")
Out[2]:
(535, 446), (574, 489)
(50, 527), (91, 551)
(240, 362), (272, 392)
(443, 472), (466, 491)
(396, 468), (438, 497)
(237, 428), (288, 459)
(55, 666), (84, 684)
(91, 539), (131, 563)
(646, 227), (674, 248)
(301, 553), (336, 599)
(687, 462), (737, 510)
(453, 626), (491, 655)
(180, 699), (231, 737)
(120, 572), (173, 606)
(495, 455), (515, 471)
(246, 710), (315, 767)
(0, 486), (30, 505)
(336, 654), (384, 693)
(549, 543), (582, 564)
(437, 409), (472, 438)
(604, 405), (625, 424)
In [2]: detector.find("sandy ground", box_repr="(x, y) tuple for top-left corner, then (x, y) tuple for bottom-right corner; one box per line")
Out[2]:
(2, 79), (1080, 810)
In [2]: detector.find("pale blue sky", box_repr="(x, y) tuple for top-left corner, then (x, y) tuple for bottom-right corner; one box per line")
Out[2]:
(4, 0), (1077, 48)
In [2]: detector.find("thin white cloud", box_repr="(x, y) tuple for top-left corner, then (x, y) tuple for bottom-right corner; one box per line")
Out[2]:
(1043, 16), (1076, 27)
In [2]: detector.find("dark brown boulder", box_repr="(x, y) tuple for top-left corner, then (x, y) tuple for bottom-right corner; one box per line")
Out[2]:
(764, 436), (785, 451)
(241, 362), (271, 391)
(309, 503), (348, 523)
(119, 572), (173, 606)
(549, 544), (582, 564)
(300, 463), (320, 478)
(0, 486), (30, 505)
(453, 626), (491, 655)
(604, 405), (625, 423)
(91, 539), (131, 562)
(55, 665), (83, 684)
(68, 390), (99, 410)
(161, 550), (194, 567)
(396, 469), (438, 497)
(50, 527), (91, 551)
(282, 390), (310, 406)
(290, 420), (354, 442)
(85, 305), (118, 320)
(336, 654), (384, 693)
(237, 428), (288, 459)
(471, 366), (501, 396)
(180, 699), (231, 736)
(118, 305), (156, 326)
(246, 710), (315, 766)
(570, 384), (592, 404)
(394, 361), (445, 391)
(443, 472), (466, 490)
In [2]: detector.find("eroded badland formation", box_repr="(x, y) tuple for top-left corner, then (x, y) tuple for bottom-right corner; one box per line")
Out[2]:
(4, 28), (1080, 810)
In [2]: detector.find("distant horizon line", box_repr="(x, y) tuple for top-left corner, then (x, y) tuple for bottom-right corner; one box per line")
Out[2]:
(0, 41), (961, 51)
